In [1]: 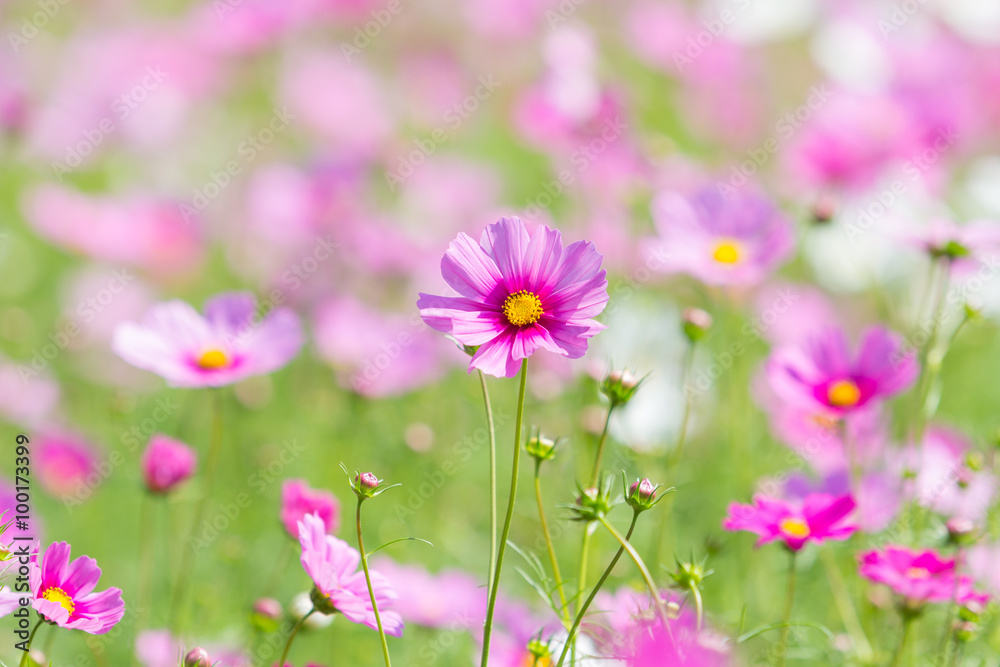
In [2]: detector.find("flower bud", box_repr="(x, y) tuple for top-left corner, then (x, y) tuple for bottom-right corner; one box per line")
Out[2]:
(525, 430), (559, 463)
(352, 471), (382, 499)
(600, 369), (642, 407)
(682, 308), (713, 342)
(526, 637), (552, 662)
(251, 597), (283, 632)
(811, 193), (837, 224)
(946, 517), (977, 546)
(929, 239), (970, 261)
(670, 555), (713, 589)
(623, 474), (671, 513)
(570, 479), (615, 522)
(184, 648), (211, 667)
(141, 434), (197, 495)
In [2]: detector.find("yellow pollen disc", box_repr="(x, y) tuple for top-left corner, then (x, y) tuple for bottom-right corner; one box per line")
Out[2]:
(41, 586), (75, 616)
(197, 349), (229, 369)
(906, 567), (930, 579)
(827, 379), (861, 407)
(779, 518), (810, 539)
(520, 655), (552, 667)
(502, 290), (544, 327)
(712, 239), (742, 264)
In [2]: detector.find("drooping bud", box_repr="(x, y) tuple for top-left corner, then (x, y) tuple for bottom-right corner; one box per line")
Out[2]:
(682, 308), (713, 343)
(184, 648), (211, 667)
(600, 369), (642, 407)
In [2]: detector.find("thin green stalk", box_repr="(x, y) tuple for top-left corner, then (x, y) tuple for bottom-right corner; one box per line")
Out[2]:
(939, 546), (963, 659)
(890, 614), (915, 667)
(480, 358), (528, 667)
(555, 513), (639, 667)
(171, 388), (225, 631)
(819, 548), (873, 663)
(534, 464), (570, 624)
(478, 370), (498, 597)
(277, 608), (315, 667)
(597, 515), (670, 630)
(778, 550), (797, 667)
(357, 499), (392, 667)
(18, 619), (43, 667)
(688, 580), (704, 632)
(589, 404), (615, 487)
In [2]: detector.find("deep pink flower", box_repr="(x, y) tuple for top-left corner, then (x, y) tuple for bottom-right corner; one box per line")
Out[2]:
(417, 216), (608, 378)
(298, 513), (403, 636)
(765, 326), (918, 416)
(35, 430), (100, 499)
(650, 187), (794, 286)
(858, 546), (989, 608)
(723, 493), (857, 551)
(281, 480), (340, 538)
(112, 292), (303, 388)
(141, 435), (197, 494)
(616, 616), (732, 667)
(28, 541), (125, 634)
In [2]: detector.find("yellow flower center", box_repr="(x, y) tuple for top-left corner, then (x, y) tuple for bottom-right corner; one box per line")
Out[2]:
(520, 655), (552, 667)
(827, 379), (861, 407)
(502, 290), (544, 327)
(197, 349), (229, 369)
(41, 586), (75, 616)
(906, 567), (930, 579)
(712, 239), (742, 264)
(779, 517), (810, 539)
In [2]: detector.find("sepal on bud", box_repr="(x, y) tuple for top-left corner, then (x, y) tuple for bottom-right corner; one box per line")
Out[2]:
(341, 463), (400, 501)
(567, 476), (617, 522)
(525, 427), (562, 464)
(681, 308), (713, 343)
(184, 648), (211, 667)
(600, 369), (644, 407)
(668, 553), (713, 590)
(623, 473), (673, 513)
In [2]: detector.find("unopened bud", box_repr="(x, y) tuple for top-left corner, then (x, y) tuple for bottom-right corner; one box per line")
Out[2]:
(526, 430), (559, 463)
(682, 308), (712, 342)
(811, 192), (837, 224)
(184, 648), (211, 667)
(354, 472), (381, 499)
(601, 369), (642, 406)
(946, 517), (977, 545)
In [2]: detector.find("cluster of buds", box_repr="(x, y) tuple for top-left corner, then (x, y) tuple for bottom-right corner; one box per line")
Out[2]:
(342, 463), (398, 501)
(184, 648), (211, 667)
(681, 308), (713, 343)
(569, 477), (616, 522)
(525, 428), (561, 464)
(600, 369), (643, 407)
(623, 474), (672, 513)
(669, 554), (713, 590)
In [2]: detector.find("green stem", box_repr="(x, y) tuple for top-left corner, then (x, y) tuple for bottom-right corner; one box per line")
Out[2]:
(890, 614), (915, 667)
(357, 499), (392, 667)
(589, 403), (615, 487)
(555, 513), (639, 667)
(478, 370), (498, 598)
(597, 515), (670, 630)
(939, 546), (963, 659)
(688, 580), (704, 632)
(18, 619), (43, 667)
(171, 388), (225, 631)
(480, 358), (528, 667)
(534, 463), (570, 624)
(819, 549), (873, 663)
(277, 608), (314, 667)
(778, 550), (797, 667)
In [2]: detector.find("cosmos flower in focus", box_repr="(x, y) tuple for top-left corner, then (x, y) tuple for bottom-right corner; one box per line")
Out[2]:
(281, 479), (340, 538)
(650, 186), (794, 287)
(723, 493), (857, 551)
(418, 216), (608, 378)
(858, 546), (989, 609)
(112, 292), (303, 388)
(765, 326), (918, 417)
(298, 512), (403, 636)
(26, 541), (125, 634)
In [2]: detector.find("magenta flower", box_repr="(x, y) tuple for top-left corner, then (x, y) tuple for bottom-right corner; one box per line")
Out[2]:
(765, 326), (918, 416)
(723, 493), (857, 551)
(417, 216), (608, 378)
(141, 435), (197, 494)
(281, 479), (340, 538)
(35, 430), (100, 499)
(112, 292), (303, 387)
(298, 512), (403, 636)
(650, 187), (794, 287)
(28, 541), (125, 634)
(858, 546), (989, 609)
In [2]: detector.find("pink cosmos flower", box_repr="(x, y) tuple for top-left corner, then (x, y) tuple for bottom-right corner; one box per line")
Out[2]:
(28, 542), (125, 634)
(765, 326), (918, 417)
(619, 618), (732, 667)
(650, 187), (794, 287)
(723, 493), (857, 551)
(141, 435), (197, 494)
(858, 546), (989, 608)
(281, 480), (340, 538)
(370, 558), (485, 629)
(112, 292), (304, 388)
(36, 431), (100, 499)
(298, 512), (403, 636)
(417, 216), (608, 378)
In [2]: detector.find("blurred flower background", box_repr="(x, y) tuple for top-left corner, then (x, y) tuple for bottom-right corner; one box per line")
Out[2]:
(2, 0), (1000, 664)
